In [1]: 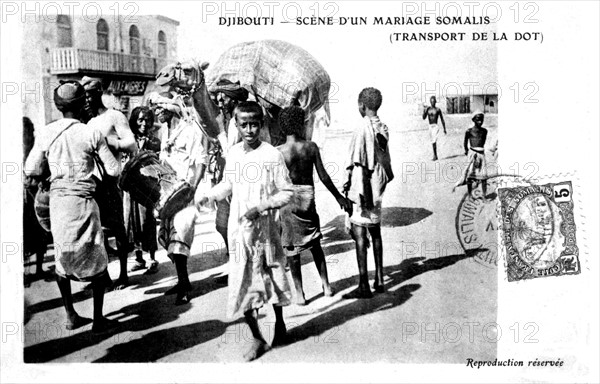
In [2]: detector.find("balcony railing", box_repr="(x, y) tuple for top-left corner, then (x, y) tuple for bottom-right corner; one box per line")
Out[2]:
(51, 47), (168, 77)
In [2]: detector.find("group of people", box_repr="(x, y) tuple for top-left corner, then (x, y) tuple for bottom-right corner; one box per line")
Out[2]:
(23, 72), (490, 361)
(192, 86), (394, 360)
(423, 95), (491, 196)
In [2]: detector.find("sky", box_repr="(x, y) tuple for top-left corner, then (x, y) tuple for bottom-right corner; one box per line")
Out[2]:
(137, 1), (497, 129)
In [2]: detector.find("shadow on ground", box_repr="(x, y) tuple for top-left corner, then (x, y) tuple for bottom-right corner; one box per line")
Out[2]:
(286, 253), (472, 345)
(313, 206), (433, 263)
(94, 318), (244, 362)
(24, 244), (230, 317)
(24, 253), (471, 362)
(23, 275), (256, 363)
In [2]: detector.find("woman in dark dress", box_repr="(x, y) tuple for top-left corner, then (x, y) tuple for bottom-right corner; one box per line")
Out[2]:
(23, 117), (51, 282)
(127, 106), (161, 273)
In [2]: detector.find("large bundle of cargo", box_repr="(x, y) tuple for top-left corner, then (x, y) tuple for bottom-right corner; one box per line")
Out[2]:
(206, 40), (331, 144)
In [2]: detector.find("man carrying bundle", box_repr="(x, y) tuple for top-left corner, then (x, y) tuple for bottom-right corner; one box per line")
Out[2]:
(210, 79), (250, 257)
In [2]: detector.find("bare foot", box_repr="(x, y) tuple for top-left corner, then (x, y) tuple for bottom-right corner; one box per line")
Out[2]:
(342, 287), (373, 299)
(92, 317), (119, 334)
(174, 291), (191, 306)
(65, 315), (92, 330)
(373, 282), (385, 293)
(144, 261), (159, 275)
(271, 324), (288, 347)
(293, 294), (307, 306)
(110, 277), (129, 291)
(164, 281), (192, 296)
(243, 339), (271, 362)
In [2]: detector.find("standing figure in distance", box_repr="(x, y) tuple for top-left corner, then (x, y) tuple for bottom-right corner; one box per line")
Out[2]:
(453, 110), (488, 198)
(422, 96), (446, 161)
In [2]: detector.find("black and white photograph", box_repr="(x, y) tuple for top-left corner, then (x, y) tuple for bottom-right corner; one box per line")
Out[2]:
(1, 1), (598, 383)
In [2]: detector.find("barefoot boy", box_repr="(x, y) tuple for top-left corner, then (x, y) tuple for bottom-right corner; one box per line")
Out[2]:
(196, 101), (294, 361)
(422, 96), (446, 161)
(277, 106), (351, 304)
(453, 110), (488, 197)
(343, 87), (394, 299)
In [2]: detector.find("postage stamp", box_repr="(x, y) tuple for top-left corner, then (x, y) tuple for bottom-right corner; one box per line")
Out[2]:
(499, 181), (580, 281)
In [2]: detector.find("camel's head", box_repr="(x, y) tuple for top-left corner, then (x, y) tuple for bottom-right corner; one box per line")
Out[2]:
(155, 61), (210, 92)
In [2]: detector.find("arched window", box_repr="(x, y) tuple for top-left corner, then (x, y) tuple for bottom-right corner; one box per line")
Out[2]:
(96, 18), (109, 51)
(56, 15), (72, 47)
(129, 25), (140, 55)
(158, 30), (167, 58)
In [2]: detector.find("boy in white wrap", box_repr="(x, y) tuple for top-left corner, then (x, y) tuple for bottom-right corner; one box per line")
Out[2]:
(196, 101), (294, 362)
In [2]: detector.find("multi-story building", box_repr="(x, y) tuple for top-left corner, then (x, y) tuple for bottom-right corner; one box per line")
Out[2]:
(22, 14), (179, 128)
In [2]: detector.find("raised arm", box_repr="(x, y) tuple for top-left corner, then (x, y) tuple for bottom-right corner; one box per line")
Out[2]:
(94, 128), (120, 177)
(422, 106), (428, 120)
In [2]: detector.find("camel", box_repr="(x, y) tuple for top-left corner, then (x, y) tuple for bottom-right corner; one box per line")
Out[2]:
(151, 60), (223, 139)
(149, 40), (332, 148)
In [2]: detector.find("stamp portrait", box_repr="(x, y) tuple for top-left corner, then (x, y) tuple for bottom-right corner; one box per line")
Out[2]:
(499, 181), (579, 281)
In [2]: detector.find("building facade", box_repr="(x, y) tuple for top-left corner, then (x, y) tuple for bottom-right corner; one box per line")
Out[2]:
(22, 14), (179, 128)
(444, 93), (498, 114)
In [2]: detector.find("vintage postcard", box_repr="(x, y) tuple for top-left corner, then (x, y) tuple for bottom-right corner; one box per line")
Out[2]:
(0, 1), (598, 383)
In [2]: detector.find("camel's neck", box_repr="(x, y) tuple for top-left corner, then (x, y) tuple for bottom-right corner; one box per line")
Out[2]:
(192, 84), (221, 138)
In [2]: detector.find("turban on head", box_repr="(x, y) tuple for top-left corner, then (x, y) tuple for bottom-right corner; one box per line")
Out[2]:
(81, 76), (103, 92)
(212, 79), (249, 101)
(470, 109), (484, 127)
(54, 80), (86, 109)
(472, 109), (484, 119)
(147, 91), (182, 116)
